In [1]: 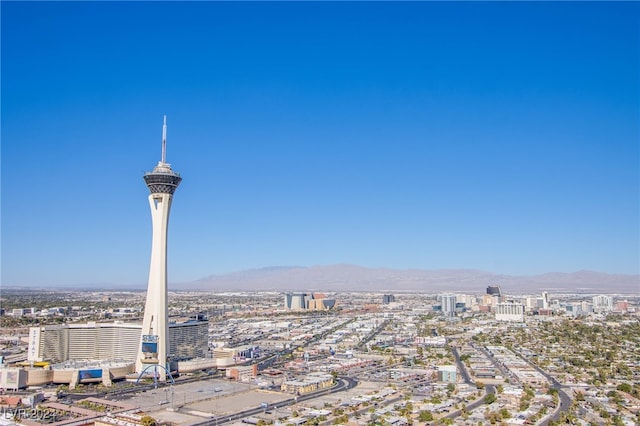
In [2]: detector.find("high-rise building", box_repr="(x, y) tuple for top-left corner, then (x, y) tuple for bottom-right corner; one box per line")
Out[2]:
(486, 285), (503, 297)
(495, 302), (525, 322)
(541, 291), (550, 309)
(284, 293), (336, 310)
(592, 295), (614, 313)
(28, 320), (208, 364)
(456, 294), (475, 309)
(441, 293), (457, 316)
(136, 116), (182, 381)
(284, 293), (307, 310)
(382, 294), (395, 304)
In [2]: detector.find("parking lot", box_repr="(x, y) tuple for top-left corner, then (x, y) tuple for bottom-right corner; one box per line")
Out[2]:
(119, 379), (291, 425)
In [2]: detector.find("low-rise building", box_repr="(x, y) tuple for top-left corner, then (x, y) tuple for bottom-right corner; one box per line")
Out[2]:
(281, 372), (334, 394)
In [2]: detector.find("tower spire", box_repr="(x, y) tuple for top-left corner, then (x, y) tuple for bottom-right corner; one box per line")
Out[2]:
(161, 115), (167, 164)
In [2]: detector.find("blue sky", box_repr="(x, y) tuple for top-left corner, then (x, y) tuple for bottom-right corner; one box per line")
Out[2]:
(2, 1), (639, 287)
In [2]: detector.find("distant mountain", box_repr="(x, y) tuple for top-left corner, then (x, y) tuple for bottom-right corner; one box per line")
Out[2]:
(178, 264), (639, 294)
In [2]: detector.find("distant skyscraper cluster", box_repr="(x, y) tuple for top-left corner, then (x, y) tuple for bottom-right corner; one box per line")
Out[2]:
(430, 284), (626, 320)
(432, 285), (547, 320)
(284, 293), (336, 310)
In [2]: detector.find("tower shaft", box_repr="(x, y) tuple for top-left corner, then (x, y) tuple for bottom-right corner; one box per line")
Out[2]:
(136, 193), (174, 380)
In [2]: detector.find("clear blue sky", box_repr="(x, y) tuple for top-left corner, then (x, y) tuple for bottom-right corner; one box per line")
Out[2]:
(2, 1), (639, 287)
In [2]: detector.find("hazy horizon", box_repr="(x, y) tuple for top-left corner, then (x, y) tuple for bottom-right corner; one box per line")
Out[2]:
(3, 2), (638, 288)
(2, 264), (638, 295)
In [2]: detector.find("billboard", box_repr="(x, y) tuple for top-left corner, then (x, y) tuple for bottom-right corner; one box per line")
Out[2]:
(141, 334), (158, 360)
(142, 342), (158, 353)
(6, 371), (18, 386)
(78, 369), (103, 382)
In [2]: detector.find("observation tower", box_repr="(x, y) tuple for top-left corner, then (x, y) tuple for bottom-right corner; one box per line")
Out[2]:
(136, 116), (182, 381)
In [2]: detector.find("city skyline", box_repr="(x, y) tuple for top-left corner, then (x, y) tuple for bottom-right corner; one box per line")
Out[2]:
(2, 2), (639, 288)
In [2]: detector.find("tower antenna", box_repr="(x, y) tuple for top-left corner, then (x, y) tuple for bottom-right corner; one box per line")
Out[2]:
(161, 115), (167, 163)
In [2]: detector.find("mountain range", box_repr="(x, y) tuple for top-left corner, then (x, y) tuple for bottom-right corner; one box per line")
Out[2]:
(180, 264), (639, 294)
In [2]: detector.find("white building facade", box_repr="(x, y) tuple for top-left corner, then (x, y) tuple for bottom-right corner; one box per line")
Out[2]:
(495, 302), (525, 322)
(28, 320), (208, 364)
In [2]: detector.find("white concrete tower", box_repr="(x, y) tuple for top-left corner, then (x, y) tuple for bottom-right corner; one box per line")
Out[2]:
(136, 116), (182, 381)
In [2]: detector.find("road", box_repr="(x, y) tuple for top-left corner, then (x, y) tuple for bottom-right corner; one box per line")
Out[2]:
(514, 353), (572, 425)
(450, 346), (473, 386)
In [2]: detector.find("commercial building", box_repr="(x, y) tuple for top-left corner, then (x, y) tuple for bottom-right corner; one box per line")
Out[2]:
(486, 285), (503, 297)
(0, 367), (28, 390)
(0, 360), (133, 389)
(437, 365), (457, 383)
(226, 364), (258, 381)
(566, 302), (593, 316)
(494, 302), (525, 322)
(96, 412), (162, 426)
(281, 372), (334, 394)
(284, 293), (307, 310)
(592, 295), (614, 313)
(28, 320), (208, 364)
(440, 294), (457, 317)
(284, 293), (336, 310)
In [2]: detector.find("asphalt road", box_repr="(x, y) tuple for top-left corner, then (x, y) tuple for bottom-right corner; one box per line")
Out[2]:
(517, 355), (572, 425)
(450, 346), (474, 386)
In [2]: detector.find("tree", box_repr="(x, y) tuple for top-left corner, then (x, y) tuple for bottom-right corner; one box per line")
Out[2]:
(140, 416), (157, 426)
(498, 408), (510, 419)
(483, 394), (497, 404)
(418, 410), (433, 422)
(617, 383), (632, 393)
